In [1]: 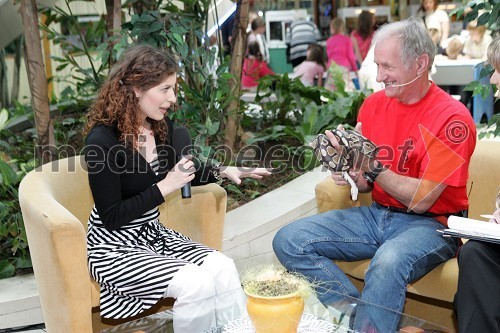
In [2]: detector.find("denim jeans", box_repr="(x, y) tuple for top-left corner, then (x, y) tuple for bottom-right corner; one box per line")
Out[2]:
(272, 203), (459, 332)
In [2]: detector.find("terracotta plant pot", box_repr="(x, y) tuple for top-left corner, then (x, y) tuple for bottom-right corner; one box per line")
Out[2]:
(244, 289), (305, 333)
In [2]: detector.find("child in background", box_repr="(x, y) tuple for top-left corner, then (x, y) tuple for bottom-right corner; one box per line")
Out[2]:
(326, 17), (359, 89)
(326, 18), (358, 82)
(242, 41), (275, 89)
(247, 17), (269, 63)
(292, 43), (326, 86)
(463, 22), (492, 60)
(428, 27), (446, 55)
(446, 38), (463, 60)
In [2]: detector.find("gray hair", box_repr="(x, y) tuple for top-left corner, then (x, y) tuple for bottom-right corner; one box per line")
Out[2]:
(487, 37), (500, 71)
(372, 17), (436, 70)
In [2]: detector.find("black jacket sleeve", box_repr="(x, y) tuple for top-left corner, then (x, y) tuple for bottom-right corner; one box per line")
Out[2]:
(84, 125), (165, 231)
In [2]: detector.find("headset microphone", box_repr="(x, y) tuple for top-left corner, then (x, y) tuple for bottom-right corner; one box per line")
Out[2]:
(386, 75), (422, 88)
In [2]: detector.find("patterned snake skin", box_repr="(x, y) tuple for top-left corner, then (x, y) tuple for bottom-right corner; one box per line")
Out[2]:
(310, 129), (379, 201)
(310, 129), (379, 172)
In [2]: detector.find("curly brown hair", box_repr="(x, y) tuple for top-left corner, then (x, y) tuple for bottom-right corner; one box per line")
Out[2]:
(84, 44), (178, 148)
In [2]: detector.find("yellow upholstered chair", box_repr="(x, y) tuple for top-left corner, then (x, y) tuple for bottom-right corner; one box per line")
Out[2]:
(314, 139), (500, 329)
(19, 155), (227, 333)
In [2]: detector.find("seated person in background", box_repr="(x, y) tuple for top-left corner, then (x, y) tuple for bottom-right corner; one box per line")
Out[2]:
(84, 44), (271, 331)
(273, 18), (476, 333)
(247, 17), (269, 63)
(292, 43), (326, 86)
(326, 18), (358, 79)
(446, 37), (463, 60)
(463, 21), (493, 60)
(455, 38), (500, 333)
(242, 41), (275, 89)
(428, 27), (446, 55)
(286, 11), (321, 68)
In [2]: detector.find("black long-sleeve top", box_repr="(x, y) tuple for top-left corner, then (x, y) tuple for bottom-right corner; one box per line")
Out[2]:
(84, 118), (217, 231)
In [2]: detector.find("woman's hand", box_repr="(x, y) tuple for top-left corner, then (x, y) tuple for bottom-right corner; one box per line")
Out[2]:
(157, 156), (196, 196)
(220, 166), (272, 185)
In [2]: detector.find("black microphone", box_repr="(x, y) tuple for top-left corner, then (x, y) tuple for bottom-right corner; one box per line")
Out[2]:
(172, 126), (192, 199)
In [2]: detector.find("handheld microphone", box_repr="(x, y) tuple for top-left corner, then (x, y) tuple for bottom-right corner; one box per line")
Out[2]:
(172, 126), (192, 199)
(386, 75), (421, 88)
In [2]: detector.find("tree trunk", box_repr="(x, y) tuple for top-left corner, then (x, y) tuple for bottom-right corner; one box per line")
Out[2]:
(20, 0), (56, 164)
(11, 37), (23, 104)
(105, 0), (122, 66)
(223, 0), (249, 155)
(0, 49), (9, 108)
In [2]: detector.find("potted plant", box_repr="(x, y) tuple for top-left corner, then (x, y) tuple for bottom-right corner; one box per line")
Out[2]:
(242, 265), (314, 333)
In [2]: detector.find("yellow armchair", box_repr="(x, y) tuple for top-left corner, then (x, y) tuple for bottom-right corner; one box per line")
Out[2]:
(19, 155), (227, 333)
(314, 140), (500, 329)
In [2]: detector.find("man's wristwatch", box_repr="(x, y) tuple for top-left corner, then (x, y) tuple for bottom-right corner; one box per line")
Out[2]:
(211, 162), (223, 181)
(363, 161), (384, 183)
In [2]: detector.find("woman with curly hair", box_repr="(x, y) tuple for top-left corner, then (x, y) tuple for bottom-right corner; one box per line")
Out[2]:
(84, 44), (270, 330)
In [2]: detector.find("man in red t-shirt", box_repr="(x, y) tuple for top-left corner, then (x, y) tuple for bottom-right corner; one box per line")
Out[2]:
(273, 18), (476, 332)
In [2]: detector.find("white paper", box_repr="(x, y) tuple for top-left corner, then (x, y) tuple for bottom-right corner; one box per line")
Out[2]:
(447, 215), (500, 237)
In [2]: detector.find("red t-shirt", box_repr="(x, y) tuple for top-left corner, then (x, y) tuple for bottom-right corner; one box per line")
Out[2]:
(241, 57), (275, 88)
(358, 82), (476, 215)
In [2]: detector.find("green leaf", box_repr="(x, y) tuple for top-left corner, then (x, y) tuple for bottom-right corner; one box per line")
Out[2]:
(0, 160), (17, 187)
(0, 260), (15, 279)
(0, 109), (9, 131)
(450, 7), (465, 18)
(488, 3), (500, 27)
(477, 12), (490, 25)
(463, 80), (480, 92)
(225, 184), (243, 196)
(14, 257), (32, 269)
(173, 33), (184, 44)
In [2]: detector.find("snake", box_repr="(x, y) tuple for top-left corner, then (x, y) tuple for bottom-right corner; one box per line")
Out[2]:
(310, 129), (379, 201)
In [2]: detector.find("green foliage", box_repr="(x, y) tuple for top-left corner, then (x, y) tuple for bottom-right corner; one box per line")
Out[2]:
(451, 0), (499, 32)
(39, 0), (243, 146)
(249, 74), (365, 170)
(40, 0), (110, 99)
(53, 114), (86, 146)
(0, 109), (35, 278)
(478, 113), (500, 139)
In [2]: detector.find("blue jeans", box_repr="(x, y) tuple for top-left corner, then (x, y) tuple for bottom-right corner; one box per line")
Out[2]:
(272, 203), (459, 332)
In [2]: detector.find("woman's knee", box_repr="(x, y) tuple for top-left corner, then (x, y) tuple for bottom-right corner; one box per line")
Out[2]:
(168, 264), (216, 300)
(201, 252), (240, 288)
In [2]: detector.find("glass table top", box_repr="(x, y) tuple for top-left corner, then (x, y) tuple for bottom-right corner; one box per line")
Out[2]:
(99, 286), (451, 333)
